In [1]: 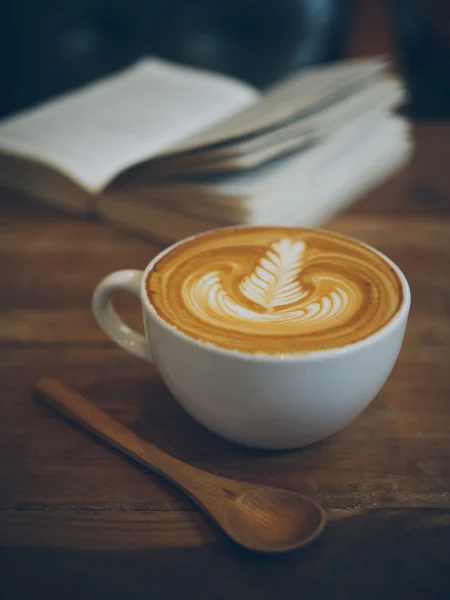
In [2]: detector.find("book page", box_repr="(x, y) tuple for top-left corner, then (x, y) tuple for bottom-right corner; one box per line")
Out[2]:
(170, 57), (390, 153)
(99, 115), (411, 243)
(147, 76), (403, 176)
(137, 114), (410, 215)
(0, 57), (259, 193)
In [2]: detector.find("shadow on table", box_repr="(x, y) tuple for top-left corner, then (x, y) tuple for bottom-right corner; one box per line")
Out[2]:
(1, 509), (449, 600)
(80, 374), (298, 466)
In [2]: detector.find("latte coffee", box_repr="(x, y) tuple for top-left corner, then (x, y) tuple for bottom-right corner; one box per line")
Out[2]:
(146, 227), (403, 355)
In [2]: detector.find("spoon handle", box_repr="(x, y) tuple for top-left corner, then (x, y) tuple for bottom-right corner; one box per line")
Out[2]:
(36, 377), (221, 498)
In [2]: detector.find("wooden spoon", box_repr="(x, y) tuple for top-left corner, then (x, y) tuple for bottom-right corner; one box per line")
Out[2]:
(36, 377), (326, 553)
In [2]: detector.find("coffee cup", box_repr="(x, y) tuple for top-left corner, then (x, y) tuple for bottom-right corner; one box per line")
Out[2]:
(92, 226), (410, 450)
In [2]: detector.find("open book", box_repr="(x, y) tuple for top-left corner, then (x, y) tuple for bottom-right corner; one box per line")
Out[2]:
(0, 56), (411, 243)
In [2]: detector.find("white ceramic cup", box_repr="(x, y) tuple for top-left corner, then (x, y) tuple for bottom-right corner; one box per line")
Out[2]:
(92, 229), (411, 450)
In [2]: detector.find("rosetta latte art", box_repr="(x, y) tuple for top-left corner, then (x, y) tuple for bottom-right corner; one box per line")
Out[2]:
(185, 239), (353, 328)
(146, 227), (403, 354)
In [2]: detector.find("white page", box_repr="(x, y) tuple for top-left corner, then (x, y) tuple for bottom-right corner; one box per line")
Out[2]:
(244, 116), (411, 223)
(98, 115), (410, 243)
(0, 57), (259, 192)
(197, 114), (408, 200)
(144, 112), (409, 210)
(172, 57), (389, 153)
(155, 76), (403, 174)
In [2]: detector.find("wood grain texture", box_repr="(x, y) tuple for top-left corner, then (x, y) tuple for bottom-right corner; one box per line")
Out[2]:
(1, 123), (450, 597)
(1, 510), (450, 600)
(34, 377), (327, 553)
(0, 344), (448, 515)
(1, 2), (450, 587)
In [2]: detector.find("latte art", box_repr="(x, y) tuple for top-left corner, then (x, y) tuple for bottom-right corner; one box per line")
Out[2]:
(185, 240), (353, 328)
(146, 227), (403, 354)
(239, 239), (308, 310)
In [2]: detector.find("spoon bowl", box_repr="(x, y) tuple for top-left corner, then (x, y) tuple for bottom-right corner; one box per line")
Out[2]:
(223, 486), (326, 552)
(36, 377), (327, 553)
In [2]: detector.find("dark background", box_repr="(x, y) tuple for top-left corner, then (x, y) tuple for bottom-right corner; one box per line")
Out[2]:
(0, 0), (449, 120)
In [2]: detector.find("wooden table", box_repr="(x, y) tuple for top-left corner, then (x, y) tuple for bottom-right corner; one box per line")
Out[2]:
(1, 123), (450, 599)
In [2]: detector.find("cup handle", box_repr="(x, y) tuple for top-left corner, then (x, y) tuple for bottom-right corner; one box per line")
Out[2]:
(92, 269), (152, 362)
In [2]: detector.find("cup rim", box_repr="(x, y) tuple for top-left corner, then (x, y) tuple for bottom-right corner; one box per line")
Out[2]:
(140, 225), (411, 363)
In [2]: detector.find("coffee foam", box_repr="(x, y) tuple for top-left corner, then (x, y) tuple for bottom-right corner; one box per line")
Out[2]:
(146, 227), (403, 354)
